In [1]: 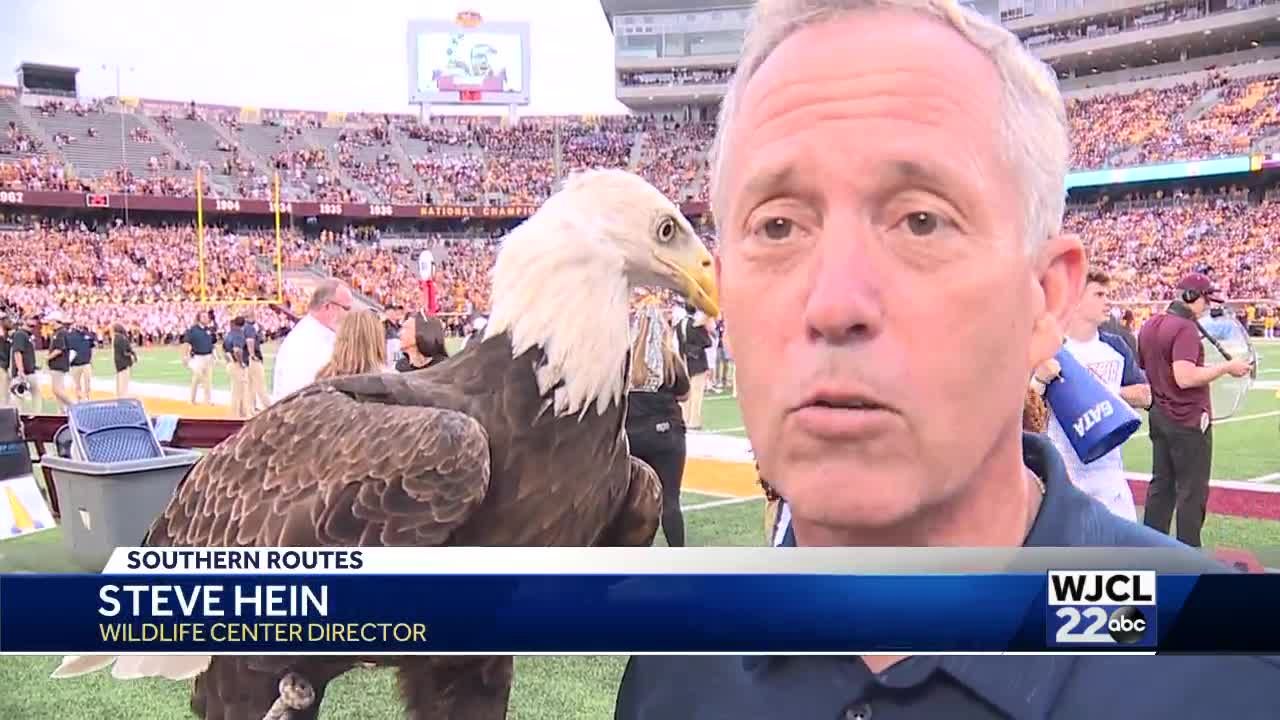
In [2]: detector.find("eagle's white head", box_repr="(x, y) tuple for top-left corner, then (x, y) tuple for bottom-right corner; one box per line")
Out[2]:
(486, 169), (720, 418)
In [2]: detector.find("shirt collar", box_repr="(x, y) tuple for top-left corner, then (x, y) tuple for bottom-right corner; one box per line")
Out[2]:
(747, 433), (1084, 716)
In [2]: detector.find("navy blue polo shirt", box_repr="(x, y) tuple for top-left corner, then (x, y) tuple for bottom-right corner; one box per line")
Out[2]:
(182, 324), (214, 356)
(222, 328), (248, 367)
(614, 433), (1280, 720)
(243, 321), (265, 362)
(68, 329), (93, 367)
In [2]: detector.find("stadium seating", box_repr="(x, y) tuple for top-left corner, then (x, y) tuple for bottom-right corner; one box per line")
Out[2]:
(0, 66), (1277, 340)
(3, 70), (1279, 204)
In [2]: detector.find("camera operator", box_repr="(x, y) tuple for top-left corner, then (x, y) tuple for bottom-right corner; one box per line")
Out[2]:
(8, 317), (37, 411)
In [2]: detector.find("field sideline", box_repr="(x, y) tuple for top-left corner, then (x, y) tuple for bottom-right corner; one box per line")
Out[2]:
(39, 338), (1280, 483)
(0, 340), (1277, 718)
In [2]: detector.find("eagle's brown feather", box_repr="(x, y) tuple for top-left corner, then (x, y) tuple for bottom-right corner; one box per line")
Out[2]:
(142, 332), (655, 720)
(146, 387), (491, 548)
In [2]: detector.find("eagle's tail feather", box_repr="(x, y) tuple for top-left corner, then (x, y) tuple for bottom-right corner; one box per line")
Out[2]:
(51, 654), (211, 680)
(50, 655), (116, 678)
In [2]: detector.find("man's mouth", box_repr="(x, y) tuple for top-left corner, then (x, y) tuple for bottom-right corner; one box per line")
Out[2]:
(788, 389), (898, 438)
(800, 391), (890, 412)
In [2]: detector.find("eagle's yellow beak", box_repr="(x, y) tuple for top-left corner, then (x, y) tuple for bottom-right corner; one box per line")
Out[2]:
(655, 242), (720, 319)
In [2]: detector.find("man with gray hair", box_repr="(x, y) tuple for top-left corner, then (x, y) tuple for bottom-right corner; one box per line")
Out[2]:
(270, 279), (352, 402)
(614, 0), (1277, 716)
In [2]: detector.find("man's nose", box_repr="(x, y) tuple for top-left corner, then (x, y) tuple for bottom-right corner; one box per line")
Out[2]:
(801, 223), (884, 345)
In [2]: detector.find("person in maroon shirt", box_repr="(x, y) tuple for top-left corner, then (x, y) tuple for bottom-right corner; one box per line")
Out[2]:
(1136, 273), (1252, 546)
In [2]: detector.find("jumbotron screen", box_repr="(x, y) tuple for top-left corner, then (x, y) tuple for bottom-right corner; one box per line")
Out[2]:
(407, 14), (531, 106)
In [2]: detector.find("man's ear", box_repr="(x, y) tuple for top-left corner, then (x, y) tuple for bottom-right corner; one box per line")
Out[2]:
(714, 252), (728, 340)
(1028, 233), (1086, 370)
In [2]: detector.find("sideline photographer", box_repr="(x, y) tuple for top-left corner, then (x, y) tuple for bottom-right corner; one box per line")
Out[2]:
(8, 316), (38, 411)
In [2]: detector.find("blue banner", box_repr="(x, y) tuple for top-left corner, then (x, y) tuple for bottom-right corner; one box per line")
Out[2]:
(1, 573), (1277, 653)
(1065, 155), (1252, 190)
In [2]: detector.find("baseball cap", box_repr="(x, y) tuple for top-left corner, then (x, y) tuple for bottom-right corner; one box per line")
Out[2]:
(1176, 273), (1223, 303)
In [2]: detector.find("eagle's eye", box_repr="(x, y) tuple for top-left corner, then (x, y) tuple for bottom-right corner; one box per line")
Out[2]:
(656, 217), (676, 243)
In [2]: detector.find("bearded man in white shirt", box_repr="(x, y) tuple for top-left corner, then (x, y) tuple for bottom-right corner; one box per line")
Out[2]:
(270, 279), (353, 402)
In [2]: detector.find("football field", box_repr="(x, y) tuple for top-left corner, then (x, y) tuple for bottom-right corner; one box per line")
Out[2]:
(39, 339), (1280, 483)
(0, 340), (1277, 718)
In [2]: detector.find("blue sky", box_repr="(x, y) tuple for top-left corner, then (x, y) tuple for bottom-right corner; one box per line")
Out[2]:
(1, 0), (631, 116)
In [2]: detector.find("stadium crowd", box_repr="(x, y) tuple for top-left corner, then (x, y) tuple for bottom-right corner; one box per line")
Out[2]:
(0, 181), (1273, 350)
(3, 70), (1279, 204)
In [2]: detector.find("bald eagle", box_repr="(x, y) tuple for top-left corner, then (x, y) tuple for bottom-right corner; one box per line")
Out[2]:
(52, 169), (720, 720)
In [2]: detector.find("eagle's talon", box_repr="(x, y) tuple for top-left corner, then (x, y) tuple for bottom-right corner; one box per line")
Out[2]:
(280, 672), (315, 709)
(262, 672), (315, 720)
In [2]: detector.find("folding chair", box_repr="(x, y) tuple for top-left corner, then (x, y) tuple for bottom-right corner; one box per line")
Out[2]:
(63, 399), (164, 463)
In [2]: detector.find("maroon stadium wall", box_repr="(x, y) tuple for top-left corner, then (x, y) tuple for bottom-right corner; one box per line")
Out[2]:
(0, 189), (710, 220)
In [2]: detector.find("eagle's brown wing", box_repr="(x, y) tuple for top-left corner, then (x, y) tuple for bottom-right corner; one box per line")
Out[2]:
(144, 382), (491, 548)
(597, 455), (662, 547)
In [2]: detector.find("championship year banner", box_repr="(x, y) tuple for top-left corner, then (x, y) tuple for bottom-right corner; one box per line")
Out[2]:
(0, 548), (1276, 654)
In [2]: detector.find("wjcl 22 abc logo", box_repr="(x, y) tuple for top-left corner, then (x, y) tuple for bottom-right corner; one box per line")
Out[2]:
(1046, 571), (1157, 647)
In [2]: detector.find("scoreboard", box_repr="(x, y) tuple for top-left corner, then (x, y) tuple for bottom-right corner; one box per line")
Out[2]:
(407, 12), (531, 107)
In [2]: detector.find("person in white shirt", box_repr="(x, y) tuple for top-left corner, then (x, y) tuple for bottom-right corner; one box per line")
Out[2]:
(1035, 268), (1152, 521)
(270, 280), (353, 403)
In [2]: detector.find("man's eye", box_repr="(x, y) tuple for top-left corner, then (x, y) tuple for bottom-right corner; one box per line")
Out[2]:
(757, 218), (793, 241)
(904, 212), (940, 236)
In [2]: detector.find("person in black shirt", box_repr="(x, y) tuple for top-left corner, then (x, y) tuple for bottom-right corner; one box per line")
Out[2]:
(181, 311), (216, 405)
(8, 318), (37, 411)
(45, 311), (74, 411)
(675, 303), (712, 429)
(396, 312), (450, 372)
(0, 318), (11, 408)
(222, 316), (251, 418)
(111, 323), (136, 398)
(625, 302), (691, 547)
(242, 310), (270, 413)
(382, 305), (405, 370)
(68, 321), (94, 402)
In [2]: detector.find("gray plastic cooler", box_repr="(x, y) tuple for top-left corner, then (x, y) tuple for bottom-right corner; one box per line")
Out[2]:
(40, 449), (200, 571)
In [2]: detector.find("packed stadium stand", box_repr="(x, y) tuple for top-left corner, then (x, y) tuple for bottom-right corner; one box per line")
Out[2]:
(4, 65), (1280, 205)
(0, 0), (1277, 342)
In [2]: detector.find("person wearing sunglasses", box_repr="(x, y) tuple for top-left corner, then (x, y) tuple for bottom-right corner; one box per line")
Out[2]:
(271, 279), (354, 403)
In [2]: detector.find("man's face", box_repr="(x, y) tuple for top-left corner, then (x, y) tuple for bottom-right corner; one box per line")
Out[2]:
(716, 11), (1082, 535)
(317, 288), (353, 331)
(1074, 281), (1109, 327)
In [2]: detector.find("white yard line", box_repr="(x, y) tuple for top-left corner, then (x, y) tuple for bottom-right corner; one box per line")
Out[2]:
(1129, 410), (1280, 441)
(1125, 472), (1280, 493)
(1248, 472), (1280, 484)
(682, 496), (763, 512)
(682, 488), (748, 500)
